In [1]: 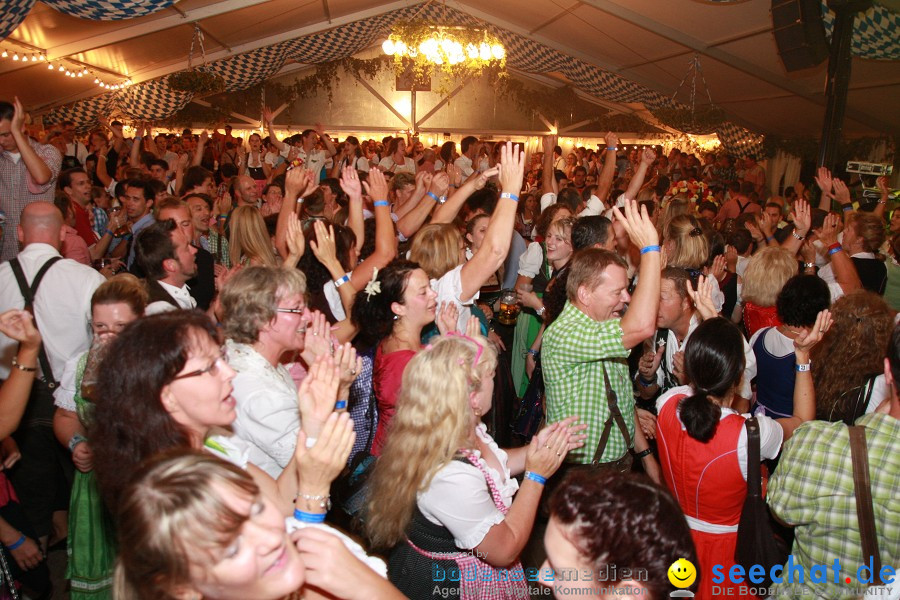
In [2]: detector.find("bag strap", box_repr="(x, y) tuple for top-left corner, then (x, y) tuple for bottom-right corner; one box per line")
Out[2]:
(744, 417), (762, 497)
(592, 366), (633, 464)
(848, 426), (882, 584)
(8, 256), (63, 387)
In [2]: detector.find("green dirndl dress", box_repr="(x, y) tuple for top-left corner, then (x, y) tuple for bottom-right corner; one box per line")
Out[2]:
(65, 352), (116, 599)
(510, 244), (551, 396)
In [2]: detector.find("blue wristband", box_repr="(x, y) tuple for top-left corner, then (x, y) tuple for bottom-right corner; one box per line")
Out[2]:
(6, 535), (25, 550)
(426, 191), (440, 202)
(842, 204), (853, 212)
(524, 471), (547, 485)
(293, 509), (326, 523)
(640, 245), (661, 255)
(334, 400), (348, 410)
(373, 200), (389, 208)
(500, 192), (519, 202)
(333, 273), (351, 288)
(827, 245), (843, 256)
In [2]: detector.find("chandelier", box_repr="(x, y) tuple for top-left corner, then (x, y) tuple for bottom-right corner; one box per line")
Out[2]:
(382, 21), (506, 80)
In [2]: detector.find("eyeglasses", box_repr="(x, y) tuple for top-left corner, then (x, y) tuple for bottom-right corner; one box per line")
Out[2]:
(276, 307), (306, 315)
(173, 350), (227, 380)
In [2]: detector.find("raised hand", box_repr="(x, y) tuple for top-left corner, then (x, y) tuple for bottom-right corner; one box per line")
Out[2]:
(339, 165), (363, 199)
(833, 179), (852, 207)
(263, 106), (274, 125)
(333, 342), (361, 401)
(435, 302), (459, 336)
(641, 147), (657, 165)
(791, 198), (811, 237)
(430, 171), (450, 197)
(710, 254), (727, 283)
(309, 220), (338, 264)
(10, 98), (26, 134)
(604, 131), (619, 150)
(297, 354), (340, 439)
(818, 213), (841, 246)
(362, 167), (389, 203)
(687, 275), (718, 321)
(638, 343), (664, 382)
(464, 315), (481, 339)
(473, 166), (500, 191)
(0, 310), (40, 351)
(300, 311), (333, 365)
(285, 167), (310, 200)
(814, 167), (834, 197)
(611, 198), (659, 250)
(497, 141), (525, 195)
(724, 244), (738, 273)
(284, 212), (305, 260)
(294, 411), (355, 493)
(542, 134), (557, 154)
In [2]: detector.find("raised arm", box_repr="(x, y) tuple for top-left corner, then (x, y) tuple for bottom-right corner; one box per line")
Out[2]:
(10, 99), (53, 185)
(276, 168), (317, 258)
(459, 142), (524, 301)
(541, 134), (556, 196)
(396, 172), (437, 238)
(128, 125), (144, 168)
(316, 123), (337, 157)
(780, 199), (811, 256)
(613, 199), (661, 349)
(624, 147), (656, 200)
(814, 167), (834, 212)
(341, 166), (365, 250)
(263, 107), (288, 153)
(874, 176), (890, 219)
(777, 310), (831, 440)
(833, 179), (854, 223)
(0, 311), (41, 440)
(595, 132), (619, 204)
(432, 168), (497, 225)
(352, 168), (398, 290)
(191, 131), (208, 167)
(818, 212), (862, 294)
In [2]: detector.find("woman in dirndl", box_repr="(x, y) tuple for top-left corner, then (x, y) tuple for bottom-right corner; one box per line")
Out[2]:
(365, 333), (584, 599)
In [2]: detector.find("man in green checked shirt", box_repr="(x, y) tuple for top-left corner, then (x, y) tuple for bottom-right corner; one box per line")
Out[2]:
(542, 199), (661, 484)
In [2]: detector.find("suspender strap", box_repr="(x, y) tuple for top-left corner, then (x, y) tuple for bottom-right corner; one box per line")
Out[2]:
(592, 366), (633, 464)
(8, 256), (63, 388)
(849, 426), (882, 584)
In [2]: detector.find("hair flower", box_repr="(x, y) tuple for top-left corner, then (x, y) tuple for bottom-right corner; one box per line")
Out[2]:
(364, 268), (381, 300)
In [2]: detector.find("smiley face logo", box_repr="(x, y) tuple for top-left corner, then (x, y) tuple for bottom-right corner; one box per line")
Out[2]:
(668, 558), (697, 589)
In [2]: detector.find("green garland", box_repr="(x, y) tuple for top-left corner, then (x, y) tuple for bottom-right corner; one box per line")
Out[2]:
(763, 135), (897, 163)
(167, 70), (226, 94)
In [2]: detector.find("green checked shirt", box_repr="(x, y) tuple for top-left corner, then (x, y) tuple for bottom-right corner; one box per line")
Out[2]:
(542, 301), (634, 464)
(768, 413), (900, 599)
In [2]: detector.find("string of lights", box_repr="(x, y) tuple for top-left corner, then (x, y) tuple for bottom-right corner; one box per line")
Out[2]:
(0, 40), (132, 90)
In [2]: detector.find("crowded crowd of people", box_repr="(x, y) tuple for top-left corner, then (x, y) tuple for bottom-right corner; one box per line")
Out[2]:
(0, 94), (897, 599)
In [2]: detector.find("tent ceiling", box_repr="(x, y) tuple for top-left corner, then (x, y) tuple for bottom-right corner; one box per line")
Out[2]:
(1, 0), (897, 137)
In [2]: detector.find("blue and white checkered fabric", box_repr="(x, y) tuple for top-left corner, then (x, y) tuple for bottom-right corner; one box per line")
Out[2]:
(40, 1), (764, 151)
(0, 0), (34, 41)
(46, 0), (176, 21)
(821, 0), (900, 60)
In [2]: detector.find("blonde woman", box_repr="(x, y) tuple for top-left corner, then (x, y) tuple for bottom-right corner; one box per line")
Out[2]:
(663, 214), (724, 312)
(739, 246), (798, 336)
(366, 334), (585, 599)
(229, 205), (277, 267)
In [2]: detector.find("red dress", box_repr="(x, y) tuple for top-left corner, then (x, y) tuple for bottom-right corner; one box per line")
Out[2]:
(370, 345), (416, 456)
(743, 302), (780, 338)
(656, 392), (757, 600)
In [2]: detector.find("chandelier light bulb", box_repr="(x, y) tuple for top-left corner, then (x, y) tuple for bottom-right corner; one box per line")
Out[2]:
(48, 63), (54, 70)
(491, 44), (505, 59)
(1, 50), (7, 58)
(94, 78), (100, 84)
(58, 65), (65, 71)
(381, 39), (395, 55)
(479, 44), (491, 61)
(77, 71), (83, 77)
(39, 54), (45, 61)
(12, 53), (19, 61)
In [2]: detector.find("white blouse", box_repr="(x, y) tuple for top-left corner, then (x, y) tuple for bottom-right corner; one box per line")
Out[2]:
(417, 424), (519, 549)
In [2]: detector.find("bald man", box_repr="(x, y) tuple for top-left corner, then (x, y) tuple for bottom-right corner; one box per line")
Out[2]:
(0, 201), (105, 546)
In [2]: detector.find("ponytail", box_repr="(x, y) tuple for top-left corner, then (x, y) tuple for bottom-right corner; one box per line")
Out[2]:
(678, 392), (720, 442)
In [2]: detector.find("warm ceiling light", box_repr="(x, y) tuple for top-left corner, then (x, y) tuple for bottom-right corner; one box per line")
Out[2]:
(12, 53), (19, 61)
(58, 65), (65, 71)
(48, 63), (54, 70)
(1, 50), (7, 58)
(39, 54), (45, 61)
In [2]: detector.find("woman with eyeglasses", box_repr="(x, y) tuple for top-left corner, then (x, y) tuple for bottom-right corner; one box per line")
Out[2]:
(89, 311), (384, 599)
(51, 274), (147, 599)
(366, 334), (586, 599)
(219, 266), (359, 480)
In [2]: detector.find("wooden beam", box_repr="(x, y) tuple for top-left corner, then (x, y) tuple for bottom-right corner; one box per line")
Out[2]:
(352, 74), (411, 128)
(535, 112), (556, 132)
(46, 0), (268, 60)
(414, 79), (471, 127)
(558, 119), (593, 133)
(191, 99), (258, 125)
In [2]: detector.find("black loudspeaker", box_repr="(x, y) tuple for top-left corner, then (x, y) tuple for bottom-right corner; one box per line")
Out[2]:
(771, 0), (830, 72)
